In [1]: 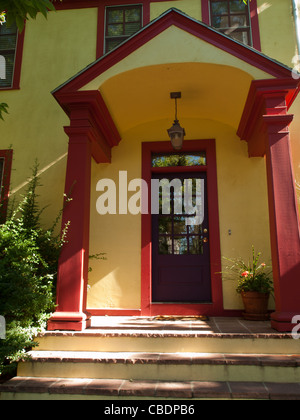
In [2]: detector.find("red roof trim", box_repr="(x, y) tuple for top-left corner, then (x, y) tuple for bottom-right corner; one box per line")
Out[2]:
(53, 8), (293, 96)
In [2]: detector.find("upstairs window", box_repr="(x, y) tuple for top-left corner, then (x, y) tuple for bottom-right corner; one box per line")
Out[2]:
(105, 5), (143, 53)
(210, 0), (252, 46)
(0, 23), (18, 88)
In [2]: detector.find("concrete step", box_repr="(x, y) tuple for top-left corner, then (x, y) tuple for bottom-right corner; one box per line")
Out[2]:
(35, 330), (300, 355)
(1, 376), (300, 400)
(16, 351), (300, 383)
(2, 318), (299, 400)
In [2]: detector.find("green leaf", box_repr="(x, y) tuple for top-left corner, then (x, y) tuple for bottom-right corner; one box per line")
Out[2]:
(0, 103), (9, 120)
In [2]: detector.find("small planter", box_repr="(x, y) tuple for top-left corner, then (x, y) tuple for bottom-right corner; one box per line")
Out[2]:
(241, 291), (270, 321)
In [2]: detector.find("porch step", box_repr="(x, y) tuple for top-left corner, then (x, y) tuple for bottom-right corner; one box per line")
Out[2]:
(1, 317), (299, 400)
(1, 377), (300, 400)
(35, 330), (300, 355)
(16, 351), (300, 383)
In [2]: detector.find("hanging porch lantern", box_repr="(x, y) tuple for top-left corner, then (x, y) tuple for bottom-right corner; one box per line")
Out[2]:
(167, 92), (186, 151)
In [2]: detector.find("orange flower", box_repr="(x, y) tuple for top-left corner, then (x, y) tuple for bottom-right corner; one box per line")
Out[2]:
(241, 271), (249, 277)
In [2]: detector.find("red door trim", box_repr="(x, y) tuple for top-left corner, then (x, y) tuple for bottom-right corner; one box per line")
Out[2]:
(141, 140), (225, 316)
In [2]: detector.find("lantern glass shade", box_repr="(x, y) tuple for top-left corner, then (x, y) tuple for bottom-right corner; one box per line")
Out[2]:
(167, 120), (186, 151)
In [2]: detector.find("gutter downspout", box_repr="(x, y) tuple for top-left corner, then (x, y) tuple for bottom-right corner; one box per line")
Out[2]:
(292, 0), (300, 56)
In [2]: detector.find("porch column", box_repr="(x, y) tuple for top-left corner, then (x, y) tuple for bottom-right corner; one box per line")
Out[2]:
(263, 111), (300, 331)
(48, 90), (121, 331)
(237, 80), (300, 332)
(48, 126), (93, 331)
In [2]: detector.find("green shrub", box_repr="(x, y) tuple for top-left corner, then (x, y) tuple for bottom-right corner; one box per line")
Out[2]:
(0, 162), (67, 377)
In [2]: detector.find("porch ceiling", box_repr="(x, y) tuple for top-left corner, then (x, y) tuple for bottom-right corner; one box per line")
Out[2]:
(99, 62), (254, 135)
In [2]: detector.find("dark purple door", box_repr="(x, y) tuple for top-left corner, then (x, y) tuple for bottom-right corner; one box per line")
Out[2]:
(152, 172), (211, 303)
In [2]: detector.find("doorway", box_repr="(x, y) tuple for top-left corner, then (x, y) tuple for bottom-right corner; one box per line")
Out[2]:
(141, 140), (223, 316)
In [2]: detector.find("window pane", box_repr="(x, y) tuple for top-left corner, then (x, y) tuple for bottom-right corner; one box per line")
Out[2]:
(159, 236), (172, 255)
(189, 223), (202, 235)
(189, 236), (203, 255)
(159, 217), (172, 234)
(0, 34), (17, 50)
(152, 152), (206, 168)
(231, 30), (249, 44)
(174, 217), (187, 235)
(211, 1), (229, 15)
(0, 23), (17, 35)
(174, 236), (188, 255)
(125, 22), (141, 36)
(108, 9), (123, 23)
(230, 0), (247, 13)
(106, 38), (125, 52)
(230, 15), (247, 27)
(107, 24), (124, 37)
(125, 8), (141, 22)
(212, 15), (229, 28)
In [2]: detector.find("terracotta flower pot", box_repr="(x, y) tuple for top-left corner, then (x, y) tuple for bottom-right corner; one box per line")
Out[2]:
(241, 291), (270, 321)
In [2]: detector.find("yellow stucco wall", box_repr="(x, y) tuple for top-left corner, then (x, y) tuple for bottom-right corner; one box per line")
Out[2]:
(150, 0), (202, 21)
(1, 9), (98, 227)
(289, 95), (300, 216)
(88, 118), (272, 311)
(257, 0), (297, 68)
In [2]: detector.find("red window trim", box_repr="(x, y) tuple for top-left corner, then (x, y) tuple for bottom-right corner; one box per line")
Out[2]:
(97, 1), (150, 58)
(54, 0), (170, 59)
(0, 26), (25, 91)
(103, 3), (144, 56)
(201, 0), (261, 51)
(0, 149), (13, 221)
(141, 140), (228, 317)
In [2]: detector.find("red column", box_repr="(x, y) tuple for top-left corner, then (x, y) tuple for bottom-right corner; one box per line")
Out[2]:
(263, 112), (300, 331)
(48, 126), (92, 331)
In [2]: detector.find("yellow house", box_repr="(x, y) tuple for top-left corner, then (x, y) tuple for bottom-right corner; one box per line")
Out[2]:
(1, 0), (300, 334)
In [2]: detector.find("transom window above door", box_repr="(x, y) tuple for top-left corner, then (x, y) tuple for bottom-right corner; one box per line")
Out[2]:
(210, 0), (252, 46)
(105, 5), (143, 53)
(152, 152), (207, 168)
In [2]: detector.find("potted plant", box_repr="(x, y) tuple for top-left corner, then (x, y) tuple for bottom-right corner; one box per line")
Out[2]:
(224, 247), (274, 321)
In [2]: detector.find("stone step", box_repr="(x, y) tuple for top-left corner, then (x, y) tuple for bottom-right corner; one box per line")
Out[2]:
(17, 351), (300, 383)
(35, 330), (299, 355)
(1, 376), (300, 400)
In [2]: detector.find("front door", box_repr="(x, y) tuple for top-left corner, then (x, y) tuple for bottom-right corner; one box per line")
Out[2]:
(152, 171), (212, 303)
